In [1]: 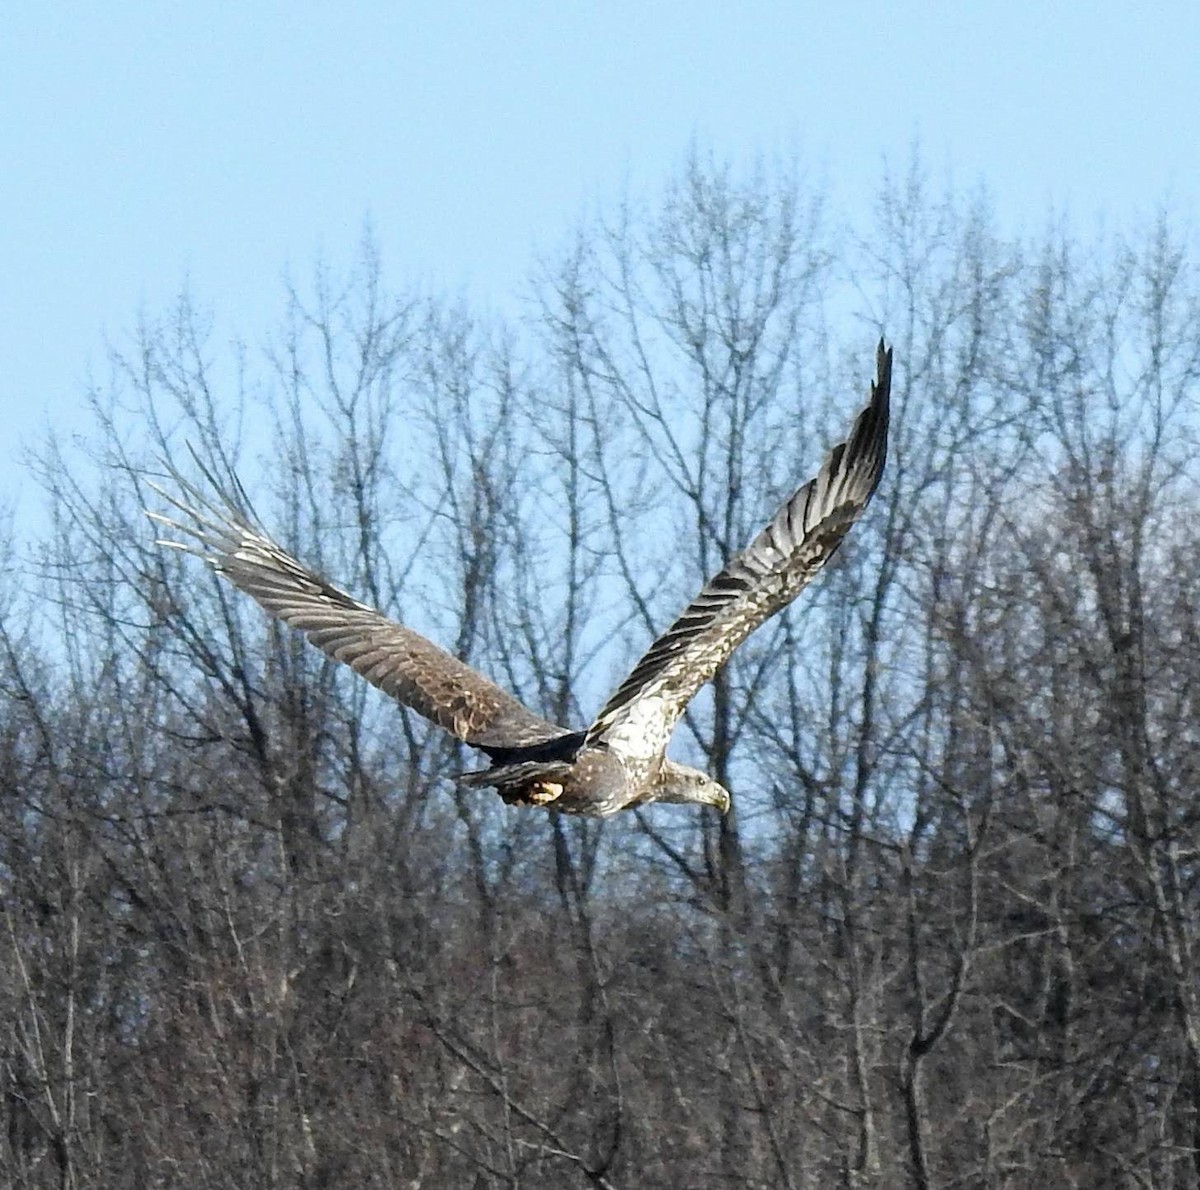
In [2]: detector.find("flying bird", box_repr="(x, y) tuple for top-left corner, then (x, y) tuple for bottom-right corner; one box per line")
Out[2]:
(149, 340), (892, 817)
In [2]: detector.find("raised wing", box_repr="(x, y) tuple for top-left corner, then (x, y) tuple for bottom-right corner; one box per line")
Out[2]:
(148, 463), (568, 750)
(588, 339), (892, 760)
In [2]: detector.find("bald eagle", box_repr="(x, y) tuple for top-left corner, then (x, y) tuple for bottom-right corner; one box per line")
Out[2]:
(150, 340), (891, 816)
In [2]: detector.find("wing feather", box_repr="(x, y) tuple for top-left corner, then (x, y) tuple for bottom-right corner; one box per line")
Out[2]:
(148, 463), (567, 750)
(588, 339), (892, 759)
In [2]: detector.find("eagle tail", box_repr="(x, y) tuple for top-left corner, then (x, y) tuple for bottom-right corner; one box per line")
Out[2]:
(461, 759), (575, 805)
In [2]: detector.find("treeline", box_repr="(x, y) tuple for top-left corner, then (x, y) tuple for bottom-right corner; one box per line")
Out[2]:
(2, 156), (1199, 1188)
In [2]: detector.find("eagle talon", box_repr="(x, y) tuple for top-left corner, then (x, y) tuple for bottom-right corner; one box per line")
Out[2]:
(527, 781), (564, 805)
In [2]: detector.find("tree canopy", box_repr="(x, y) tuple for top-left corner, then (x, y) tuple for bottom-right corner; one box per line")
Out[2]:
(3, 154), (1199, 1188)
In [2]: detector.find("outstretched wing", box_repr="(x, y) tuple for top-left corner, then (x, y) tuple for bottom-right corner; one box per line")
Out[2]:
(588, 339), (892, 760)
(148, 463), (568, 750)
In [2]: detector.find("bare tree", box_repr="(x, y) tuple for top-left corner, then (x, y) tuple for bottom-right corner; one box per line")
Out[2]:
(4, 158), (1200, 1188)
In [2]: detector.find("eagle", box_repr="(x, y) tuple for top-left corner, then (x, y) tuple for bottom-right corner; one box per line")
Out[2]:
(149, 340), (891, 817)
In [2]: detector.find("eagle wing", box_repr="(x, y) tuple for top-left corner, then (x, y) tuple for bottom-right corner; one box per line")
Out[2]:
(148, 464), (568, 751)
(587, 339), (892, 760)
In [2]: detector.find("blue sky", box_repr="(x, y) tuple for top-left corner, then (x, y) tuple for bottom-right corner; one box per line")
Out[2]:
(3, 3), (1198, 527)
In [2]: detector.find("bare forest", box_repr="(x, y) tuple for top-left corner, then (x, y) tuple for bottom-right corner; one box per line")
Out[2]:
(3, 157), (1200, 1188)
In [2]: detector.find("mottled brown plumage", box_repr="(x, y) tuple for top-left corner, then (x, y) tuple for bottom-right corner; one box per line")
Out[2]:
(149, 340), (892, 816)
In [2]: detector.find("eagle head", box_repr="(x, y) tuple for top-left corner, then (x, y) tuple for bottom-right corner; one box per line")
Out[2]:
(653, 760), (732, 814)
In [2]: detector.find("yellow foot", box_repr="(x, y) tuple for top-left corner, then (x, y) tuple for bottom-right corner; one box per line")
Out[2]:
(527, 781), (564, 805)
